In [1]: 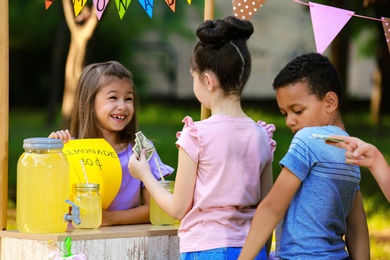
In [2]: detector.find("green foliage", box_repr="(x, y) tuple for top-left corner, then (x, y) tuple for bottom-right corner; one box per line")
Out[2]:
(7, 103), (390, 257)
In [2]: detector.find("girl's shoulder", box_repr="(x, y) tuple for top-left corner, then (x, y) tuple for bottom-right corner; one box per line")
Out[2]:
(255, 120), (276, 135)
(177, 116), (200, 138)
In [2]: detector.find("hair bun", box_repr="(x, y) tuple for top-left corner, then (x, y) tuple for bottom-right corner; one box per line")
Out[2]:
(196, 19), (229, 48)
(224, 16), (254, 40)
(196, 16), (253, 48)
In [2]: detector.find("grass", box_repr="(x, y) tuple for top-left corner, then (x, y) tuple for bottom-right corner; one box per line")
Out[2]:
(7, 101), (390, 258)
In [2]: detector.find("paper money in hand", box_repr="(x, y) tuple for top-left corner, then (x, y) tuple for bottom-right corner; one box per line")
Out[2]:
(311, 134), (345, 143)
(132, 131), (155, 161)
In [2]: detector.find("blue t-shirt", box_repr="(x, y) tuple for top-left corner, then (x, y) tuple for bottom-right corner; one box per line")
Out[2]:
(276, 126), (360, 259)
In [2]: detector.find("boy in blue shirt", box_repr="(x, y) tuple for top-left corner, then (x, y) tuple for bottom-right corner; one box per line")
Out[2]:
(239, 53), (370, 259)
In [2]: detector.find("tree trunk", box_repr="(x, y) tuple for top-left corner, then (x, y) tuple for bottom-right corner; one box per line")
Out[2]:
(365, 0), (390, 123)
(376, 11), (390, 116)
(370, 66), (381, 124)
(46, 17), (67, 127)
(330, 0), (350, 107)
(61, 0), (98, 129)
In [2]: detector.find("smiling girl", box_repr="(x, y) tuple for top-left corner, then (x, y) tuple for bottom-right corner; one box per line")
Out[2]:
(49, 61), (173, 226)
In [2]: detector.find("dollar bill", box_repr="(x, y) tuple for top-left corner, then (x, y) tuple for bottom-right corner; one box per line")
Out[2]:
(311, 134), (345, 143)
(132, 131), (155, 161)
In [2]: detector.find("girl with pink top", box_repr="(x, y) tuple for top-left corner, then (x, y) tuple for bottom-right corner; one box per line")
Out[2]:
(129, 16), (276, 260)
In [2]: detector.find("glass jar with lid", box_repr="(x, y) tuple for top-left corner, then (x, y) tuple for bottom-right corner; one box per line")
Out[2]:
(17, 137), (69, 233)
(72, 183), (102, 229)
(150, 180), (177, 226)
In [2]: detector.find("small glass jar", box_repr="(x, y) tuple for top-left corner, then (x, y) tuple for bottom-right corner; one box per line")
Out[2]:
(150, 180), (177, 226)
(73, 183), (102, 229)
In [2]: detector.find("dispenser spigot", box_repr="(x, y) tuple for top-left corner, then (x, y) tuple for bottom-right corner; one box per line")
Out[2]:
(64, 199), (81, 225)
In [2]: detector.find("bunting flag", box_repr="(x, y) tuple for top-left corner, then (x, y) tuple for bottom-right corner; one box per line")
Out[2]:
(93, 0), (110, 20)
(45, 0), (54, 10)
(383, 17), (390, 54)
(309, 2), (354, 54)
(138, 0), (154, 18)
(115, 0), (132, 19)
(165, 0), (176, 12)
(232, 0), (266, 20)
(41, 0), (390, 56)
(73, 0), (89, 17)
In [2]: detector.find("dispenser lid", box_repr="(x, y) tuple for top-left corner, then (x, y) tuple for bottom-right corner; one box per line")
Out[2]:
(23, 137), (64, 150)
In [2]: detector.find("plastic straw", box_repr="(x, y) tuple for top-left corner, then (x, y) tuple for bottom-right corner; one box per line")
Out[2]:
(155, 157), (165, 182)
(80, 160), (89, 184)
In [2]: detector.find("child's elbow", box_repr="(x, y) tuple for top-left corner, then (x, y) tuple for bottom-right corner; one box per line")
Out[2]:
(172, 211), (186, 221)
(172, 207), (190, 221)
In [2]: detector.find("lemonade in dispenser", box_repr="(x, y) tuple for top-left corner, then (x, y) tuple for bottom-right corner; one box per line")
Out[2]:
(17, 137), (69, 233)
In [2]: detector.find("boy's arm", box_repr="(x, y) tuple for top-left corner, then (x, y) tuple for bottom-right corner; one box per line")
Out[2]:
(345, 190), (370, 260)
(238, 167), (301, 260)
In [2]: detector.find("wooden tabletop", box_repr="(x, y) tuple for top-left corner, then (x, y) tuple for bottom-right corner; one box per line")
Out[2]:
(0, 224), (179, 242)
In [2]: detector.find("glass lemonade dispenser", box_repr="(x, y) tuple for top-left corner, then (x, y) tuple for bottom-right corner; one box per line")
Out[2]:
(17, 137), (69, 233)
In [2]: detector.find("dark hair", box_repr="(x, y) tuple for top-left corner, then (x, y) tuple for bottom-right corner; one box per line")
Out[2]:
(190, 16), (254, 95)
(273, 53), (343, 104)
(70, 61), (138, 146)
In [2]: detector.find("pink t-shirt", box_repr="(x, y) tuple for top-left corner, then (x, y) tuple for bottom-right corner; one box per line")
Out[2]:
(176, 115), (276, 253)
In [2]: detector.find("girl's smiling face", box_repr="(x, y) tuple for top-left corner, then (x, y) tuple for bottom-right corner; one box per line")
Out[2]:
(276, 81), (333, 134)
(94, 78), (134, 137)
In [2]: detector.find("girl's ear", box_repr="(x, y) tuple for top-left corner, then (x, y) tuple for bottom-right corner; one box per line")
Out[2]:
(324, 91), (339, 113)
(204, 72), (218, 91)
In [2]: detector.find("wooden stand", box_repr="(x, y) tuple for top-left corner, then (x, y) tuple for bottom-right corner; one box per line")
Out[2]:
(0, 224), (179, 260)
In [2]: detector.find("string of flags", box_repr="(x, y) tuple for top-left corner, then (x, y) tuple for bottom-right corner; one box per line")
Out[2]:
(45, 0), (268, 21)
(44, 0), (389, 55)
(45, 0), (193, 19)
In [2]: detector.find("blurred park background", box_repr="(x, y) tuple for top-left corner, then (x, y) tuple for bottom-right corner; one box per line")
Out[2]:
(6, 0), (390, 258)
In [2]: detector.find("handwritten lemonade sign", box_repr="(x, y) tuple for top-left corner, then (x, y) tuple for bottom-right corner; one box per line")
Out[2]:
(63, 139), (122, 209)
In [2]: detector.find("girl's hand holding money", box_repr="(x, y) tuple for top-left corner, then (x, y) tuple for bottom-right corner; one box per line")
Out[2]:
(129, 149), (152, 181)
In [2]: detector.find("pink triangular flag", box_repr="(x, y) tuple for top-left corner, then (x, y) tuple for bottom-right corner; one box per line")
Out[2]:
(45, 0), (54, 10)
(382, 17), (390, 54)
(93, 0), (109, 20)
(232, 0), (266, 20)
(165, 0), (176, 12)
(309, 2), (354, 54)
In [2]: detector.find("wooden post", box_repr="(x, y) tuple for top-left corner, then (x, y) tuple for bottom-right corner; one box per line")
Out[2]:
(0, 0), (9, 230)
(200, 0), (214, 120)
